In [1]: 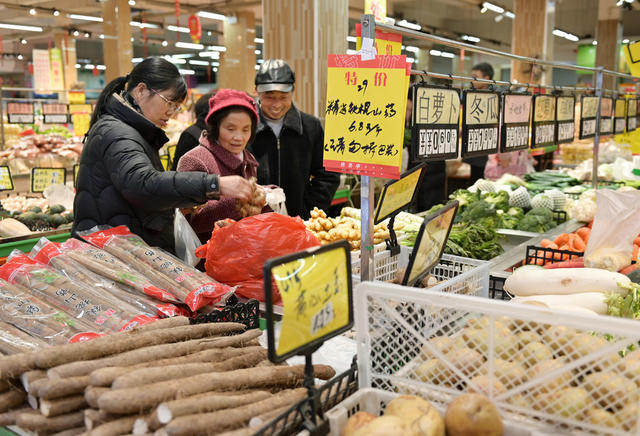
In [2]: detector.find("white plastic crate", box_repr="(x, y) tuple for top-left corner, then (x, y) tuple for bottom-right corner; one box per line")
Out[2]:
(325, 388), (556, 436)
(355, 282), (640, 436)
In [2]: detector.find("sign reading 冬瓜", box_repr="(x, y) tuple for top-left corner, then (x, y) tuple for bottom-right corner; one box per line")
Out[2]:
(500, 93), (532, 152)
(411, 84), (460, 161)
(462, 90), (500, 157)
(556, 96), (575, 144)
(532, 95), (556, 148)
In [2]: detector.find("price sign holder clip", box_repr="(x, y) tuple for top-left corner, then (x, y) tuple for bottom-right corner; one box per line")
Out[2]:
(385, 215), (401, 257)
(263, 240), (353, 435)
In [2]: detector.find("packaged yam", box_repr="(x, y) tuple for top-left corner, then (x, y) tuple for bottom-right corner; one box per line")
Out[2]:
(0, 278), (95, 345)
(81, 226), (234, 311)
(0, 253), (156, 334)
(0, 320), (47, 354)
(30, 238), (187, 318)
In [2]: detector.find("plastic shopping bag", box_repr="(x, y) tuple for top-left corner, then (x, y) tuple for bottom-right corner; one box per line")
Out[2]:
(263, 186), (287, 215)
(174, 209), (201, 267)
(584, 189), (640, 271)
(196, 213), (320, 303)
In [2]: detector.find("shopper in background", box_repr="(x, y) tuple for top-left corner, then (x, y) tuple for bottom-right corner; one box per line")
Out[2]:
(249, 59), (339, 219)
(171, 91), (214, 170)
(73, 57), (251, 253)
(177, 89), (259, 243)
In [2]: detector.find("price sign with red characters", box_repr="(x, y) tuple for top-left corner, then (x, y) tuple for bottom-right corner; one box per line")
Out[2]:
(324, 54), (410, 179)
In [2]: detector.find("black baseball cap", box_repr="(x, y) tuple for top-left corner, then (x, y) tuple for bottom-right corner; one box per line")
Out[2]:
(255, 59), (295, 93)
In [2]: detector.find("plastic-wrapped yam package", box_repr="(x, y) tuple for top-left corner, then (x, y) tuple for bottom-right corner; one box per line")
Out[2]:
(0, 253), (157, 333)
(81, 226), (234, 311)
(0, 320), (47, 354)
(30, 238), (188, 319)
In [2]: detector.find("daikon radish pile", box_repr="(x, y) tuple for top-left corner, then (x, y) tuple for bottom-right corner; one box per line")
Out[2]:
(505, 266), (630, 296)
(511, 293), (608, 314)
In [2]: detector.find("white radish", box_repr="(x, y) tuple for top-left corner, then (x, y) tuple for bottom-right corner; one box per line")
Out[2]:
(504, 267), (630, 297)
(511, 293), (608, 314)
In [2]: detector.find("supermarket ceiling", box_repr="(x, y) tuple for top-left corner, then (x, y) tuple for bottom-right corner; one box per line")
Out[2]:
(0, 0), (638, 60)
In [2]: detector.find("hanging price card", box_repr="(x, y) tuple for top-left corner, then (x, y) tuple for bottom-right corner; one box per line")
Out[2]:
(73, 164), (79, 188)
(374, 164), (426, 224)
(461, 90), (500, 157)
(411, 84), (460, 161)
(623, 41), (640, 77)
(579, 96), (598, 139)
(30, 168), (66, 193)
(402, 201), (458, 286)
(263, 241), (353, 363)
(637, 100), (640, 131)
(615, 98), (626, 134)
(7, 103), (35, 124)
(355, 23), (401, 56)
(42, 103), (69, 124)
(627, 98), (637, 132)
(500, 93), (532, 152)
(600, 97), (613, 135)
(324, 55), (409, 179)
(0, 166), (14, 191)
(68, 91), (86, 105)
(167, 145), (177, 166)
(532, 95), (556, 148)
(160, 155), (170, 171)
(556, 96), (575, 144)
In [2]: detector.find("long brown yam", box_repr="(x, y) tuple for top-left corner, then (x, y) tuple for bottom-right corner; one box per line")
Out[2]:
(0, 352), (38, 379)
(89, 345), (265, 387)
(98, 365), (335, 414)
(22, 370), (46, 393)
(16, 410), (84, 432)
(149, 391), (271, 430)
(160, 389), (307, 436)
(0, 379), (14, 393)
(50, 329), (259, 380)
(0, 388), (27, 413)
(84, 409), (118, 430)
(215, 404), (292, 436)
(89, 414), (144, 436)
(51, 427), (86, 436)
(132, 416), (149, 434)
(35, 322), (245, 369)
(40, 395), (87, 417)
(111, 350), (268, 389)
(85, 387), (110, 409)
(0, 405), (32, 426)
(131, 317), (190, 332)
(38, 376), (90, 400)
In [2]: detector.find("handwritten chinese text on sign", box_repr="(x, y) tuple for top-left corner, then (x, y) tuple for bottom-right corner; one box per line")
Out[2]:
(600, 98), (613, 135)
(627, 99), (637, 132)
(501, 93), (532, 152)
(615, 99), (626, 134)
(556, 96), (575, 144)
(31, 168), (66, 193)
(532, 95), (556, 148)
(0, 166), (14, 191)
(374, 164), (424, 224)
(355, 23), (401, 56)
(411, 85), (460, 161)
(579, 96), (598, 139)
(462, 90), (500, 157)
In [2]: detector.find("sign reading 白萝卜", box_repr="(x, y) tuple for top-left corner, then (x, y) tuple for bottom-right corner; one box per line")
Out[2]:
(532, 95), (556, 148)
(500, 93), (532, 152)
(411, 84), (460, 161)
(461, 90), (500, 157)
(556, 96), (575, 144)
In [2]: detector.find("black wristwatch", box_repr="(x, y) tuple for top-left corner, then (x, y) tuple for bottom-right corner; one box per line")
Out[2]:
(205, 175), (220, 199)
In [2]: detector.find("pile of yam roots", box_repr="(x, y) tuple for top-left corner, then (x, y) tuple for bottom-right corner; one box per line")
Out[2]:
(0, 317), (336, 435)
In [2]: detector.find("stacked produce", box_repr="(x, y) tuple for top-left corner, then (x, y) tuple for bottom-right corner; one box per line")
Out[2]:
(0, 201), (74, 237)
(0, 319), (335, 435)
(305, 207), (392, 250)
(0, 196), (49, 215)
(0, 134), (83, 173)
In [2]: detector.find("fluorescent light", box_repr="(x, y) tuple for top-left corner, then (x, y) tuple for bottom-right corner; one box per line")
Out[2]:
(163, 55), (186, 64)
(254, 37), (264, 44)
(346, 36), (357, 43)
(257, 59), (263, 64)
(69, 14), (103, 22)
(130, 37), (134, 41)
(552, 28), (579, 42)
(429, 49), (441, 56)
(75, 64), (81, 68)
(84, 32), (90, 37)
(213, 67), (218, 72)
(73, 30), (80, 36)
(97, 65), (106, 70)
(482, 2), (504, 13)
(179, 69), (195, 75)
(172, 53), (195, 58)
(17, 54), (23, 60)
(29, 8), (36, 15)
(255, 49), (261, 55)
(130, 21), (159, 28)
(462, 35), (480, 43)
(206, 45), (226, 52)
(255, 65), (260, 70)
(346, 49), (357, 55)
(440, 51), (455, 58)
(189, 60), (209, 66)
(0, 23), (43, 32)
(132, 57), (143, 63)
(53, 10), (60, 16)
(212, 61), (219, 66)
(85, 64), (95, 69)
(99, 34), (104, 39)
(175, 41), (204, 50)
(481, 6), (488, 13)
(128, 0), (135, 5)
(199, 51), (221, 59)
(168, 25), (190, 33)
(20, 38), (27, 44)
(197, 11), (226, 21)
(617, 0), (624, 5)
(406, 57), (415, 63)
(623, 39), (630, 43)
(161, 40), (168, 47)
(397, 19), (421, 31)
(504, 11), (515, 18)
(592, 40), (598, 45)
(495, 14), (504, 22)
(405, 45), (420, 53)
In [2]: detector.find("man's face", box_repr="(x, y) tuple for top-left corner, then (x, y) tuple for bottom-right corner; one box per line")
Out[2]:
(471, 69), (491, 90)
(258, 90), (293, 120)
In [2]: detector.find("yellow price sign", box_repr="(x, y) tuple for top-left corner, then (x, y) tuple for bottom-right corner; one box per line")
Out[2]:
(168, 145), (177, 165)
(324, 54), (409, 179)
(263, 241), (353, 362)
(402, 201), (459, 286)
(532, 95), (556, 148)
(556, 96), (575, 144)
(69, 91), (86, 105)
(160, 155), (170, 171)
(0, 166), (14, 191)
(355, 23), (401, 56)
(623, 41), (640, 77)
(579, 96), (599, 139)
(73, 164), (79, 188)
(615, 99), (627, 134)
(31, 168), (66, 193)
(364, 0), (386, 22)
(628, 99), (638, 132)
(374, 164), (425, 224)
(71, 114), (91, 138)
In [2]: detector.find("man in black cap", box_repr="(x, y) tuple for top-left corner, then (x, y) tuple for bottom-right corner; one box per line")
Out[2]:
(249, 59), (339, 219)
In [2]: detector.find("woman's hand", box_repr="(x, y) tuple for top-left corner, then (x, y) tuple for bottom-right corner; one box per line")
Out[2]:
(219, 176), (252, 201)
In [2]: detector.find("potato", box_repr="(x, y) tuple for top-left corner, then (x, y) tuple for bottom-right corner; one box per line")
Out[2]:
(444, 393), (503, 436)
(467, 375), (506, 397)
(515, 342), (553, 369)
(534, 387), (589, 419)
(353, 415), (410, 436)
(461, 328), (517, 360)
(568, 334), (620, 370)
(342, 411), (376, 436)
(420, 337), (454, 359)
(582, 371), (637, 410)
(516, 331), (541, 348)
(619, 402), (638, 432)
(466, 316), (509, 332)
(529, 359), (572, 393)
(480, 359), (525, 388)
(445, 348), (484, 378)
(508, 394), (528, 410)
(586, 408), (622, 430)
(384, 395), (444, 436)
(414, 359), (452, 385)
(541, 325), (576, 352)
(619, 356), (640, 380)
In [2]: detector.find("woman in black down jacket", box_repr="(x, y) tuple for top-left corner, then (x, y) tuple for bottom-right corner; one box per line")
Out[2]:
(73, 57), (251, 253)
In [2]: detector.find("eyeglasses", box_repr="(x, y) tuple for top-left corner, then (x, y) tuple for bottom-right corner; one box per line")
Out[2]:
(150, 88), (183, 114)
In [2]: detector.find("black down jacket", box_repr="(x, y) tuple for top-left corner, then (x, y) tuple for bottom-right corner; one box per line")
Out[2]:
(248, 104), (339, 219)
(73, 93), (220, 252)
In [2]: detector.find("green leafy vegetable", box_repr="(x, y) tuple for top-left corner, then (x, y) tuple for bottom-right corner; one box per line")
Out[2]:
(516, 207), (555, 233)
(481, 191), (510, 212)
(606, 282), (640, 319)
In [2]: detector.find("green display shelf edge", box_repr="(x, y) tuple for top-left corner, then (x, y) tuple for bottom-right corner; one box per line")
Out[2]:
(0, 232), (70, 258)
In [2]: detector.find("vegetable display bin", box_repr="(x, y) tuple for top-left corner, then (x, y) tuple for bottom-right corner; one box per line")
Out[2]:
(355, 281), (640, 436)
(0, 231), (70, 258)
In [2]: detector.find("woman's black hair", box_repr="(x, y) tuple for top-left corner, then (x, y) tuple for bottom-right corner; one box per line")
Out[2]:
(206, 106), (257, 147)
(194, 91), (215, 123)
(90, 57), (188, 128)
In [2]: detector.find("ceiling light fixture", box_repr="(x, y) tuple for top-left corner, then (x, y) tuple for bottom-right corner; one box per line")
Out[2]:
(405, 45), (420, 53)
(20, 38), (27, 44)
(623, 38), (630, 43)
(172, 53), (195, 58)
(254, 37), (264, 44)
(97, 65), (106, 70)
(592, 40), (598, 45)
(406, 57), (415, 63)
(130, 21), (159, 28)
(0, 23), (43, 32)
(29, 8), (36, 15)
(199, 51), (220, 58)
(17, 54), (23, 60)
(481, 6), (488, 13)
(197, 11), (226, 21)
(189, 60), (210, 66)
(53, 9), (60, 16)
(73, 30), (79, 36)
(68, 14), (103, 22)
(482, 2), (504, 13)
(255, 49), (261, 55)
(175, 41), (204, 50)
(495, 14), (504, 22)
(552, 29), (579, 42)
(99, 34), (104, 39)
(179, 69), (195, 75)
(75, 63), (81, 68)
(167, 25), (190, 33)
(213, 67), (218, 72)
(461, 34), (480, 43)
(504, 11), (515, 18)
(163, 55), (186, 64)
(132, 57), (143, 63)
(206, 45), (226, 52)
(84, 32), (90, 37)
(128, 0), (135, 5)
(346, 36), (357, 43)
(397, 19), (421, 31)
(161, 40), (168, 47)
(85, 64), (95, 69)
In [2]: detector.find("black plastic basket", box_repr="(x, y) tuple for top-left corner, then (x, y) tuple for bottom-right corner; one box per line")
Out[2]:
(190, 298), (260, 330)
(525, 245), (583, 267)
(253, 357), (359, 436)
(552, 209), (568, 225)
(489, 275), (510, 300)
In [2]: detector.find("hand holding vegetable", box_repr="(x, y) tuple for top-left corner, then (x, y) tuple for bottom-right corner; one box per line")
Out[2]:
(236, 178), (266, 218)
(219, 176), (252, 202)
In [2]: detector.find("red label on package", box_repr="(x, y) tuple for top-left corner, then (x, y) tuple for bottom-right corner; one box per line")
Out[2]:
(0, 255), (36, 282)
(155, 304), (189, 317)
(120, 315), (157, 331)
(68, 332), (105, 343)
(143, 285), (180, 304)
(84, 226), (136, 248)
(184, 282), (230, 311)
(32, 241), (63, 265)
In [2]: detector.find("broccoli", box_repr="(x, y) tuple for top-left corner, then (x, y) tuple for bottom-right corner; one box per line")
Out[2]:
(496, 209), (519, 229)
(449, 189), (479, 209)
(460, 200), (495, 222)
(424, 203), (446, 216)
(516, 207), (555, 233)
(481, 191), (510, 212)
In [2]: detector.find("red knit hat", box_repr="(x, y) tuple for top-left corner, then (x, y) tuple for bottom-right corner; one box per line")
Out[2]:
(204, 88), (258, 125)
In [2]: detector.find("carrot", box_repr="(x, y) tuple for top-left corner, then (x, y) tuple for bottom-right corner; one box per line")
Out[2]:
(587, 219), (594, 228)
(569, 234), (586, 252)
(633, 244), (639, 263)
(634, 236), (640, 247)
(576, 227), (591, 243)
(558, 245), (571, 260)
(544, 258), (584, 269)
(540, 239), (555, 248)
(554, 234), (569, 247)
(619, 264), (640, 275)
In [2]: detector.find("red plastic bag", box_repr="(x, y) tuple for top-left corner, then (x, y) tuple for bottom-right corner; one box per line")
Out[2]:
(196, 213), (320, 303)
